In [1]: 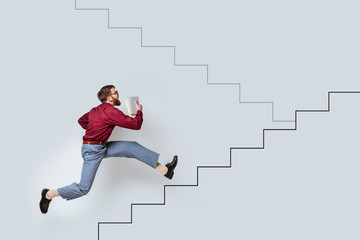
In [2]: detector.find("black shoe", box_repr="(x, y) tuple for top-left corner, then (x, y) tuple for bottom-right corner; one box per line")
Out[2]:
(39, 188), (52, 214)
(164, 155), (178, 180)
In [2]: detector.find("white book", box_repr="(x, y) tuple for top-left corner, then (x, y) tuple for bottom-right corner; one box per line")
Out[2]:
(125, 96), (139, 116)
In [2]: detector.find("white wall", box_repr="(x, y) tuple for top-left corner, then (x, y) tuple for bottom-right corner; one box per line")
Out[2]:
(1, 1), (360, 239)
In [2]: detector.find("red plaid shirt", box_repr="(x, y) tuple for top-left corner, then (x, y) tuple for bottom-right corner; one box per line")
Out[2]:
(78, 103), (143, 142)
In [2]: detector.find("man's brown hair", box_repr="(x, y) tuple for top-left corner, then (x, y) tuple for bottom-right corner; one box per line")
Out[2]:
(97, 85), (115, 102)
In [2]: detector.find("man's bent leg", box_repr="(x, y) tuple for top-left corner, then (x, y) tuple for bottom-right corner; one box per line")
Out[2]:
(58, 144), (106, 200)
(104, 141), (159, 168)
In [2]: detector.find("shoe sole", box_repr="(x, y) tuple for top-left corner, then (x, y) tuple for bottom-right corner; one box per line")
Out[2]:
(169, 171), (174, 179)
(40, 188), (50, 214)
(172, 156), (178, 169)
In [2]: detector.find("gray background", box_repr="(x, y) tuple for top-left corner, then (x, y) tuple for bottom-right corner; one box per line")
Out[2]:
(0, 0), (360, 239)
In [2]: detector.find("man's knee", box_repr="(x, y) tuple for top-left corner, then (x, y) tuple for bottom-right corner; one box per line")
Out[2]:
(79, 185), (91, 196)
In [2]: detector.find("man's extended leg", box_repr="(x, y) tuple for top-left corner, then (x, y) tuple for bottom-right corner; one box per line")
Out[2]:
(104, 141), (177, 179)
(104, 141), (160, 168)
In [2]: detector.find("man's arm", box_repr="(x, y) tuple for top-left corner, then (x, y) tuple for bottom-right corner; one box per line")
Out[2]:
(78, 112), (89, 129)
(105, 101), (143, 130)
(106, 108), (143, 130)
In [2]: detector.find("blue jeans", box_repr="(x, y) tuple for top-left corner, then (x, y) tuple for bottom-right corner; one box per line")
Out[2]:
(58, 141), (160, 200)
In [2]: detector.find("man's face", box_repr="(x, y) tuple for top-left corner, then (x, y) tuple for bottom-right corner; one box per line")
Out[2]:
(109, 88), (121, 106)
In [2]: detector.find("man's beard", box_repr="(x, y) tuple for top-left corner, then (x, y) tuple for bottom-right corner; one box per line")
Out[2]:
(112, 96), (121, 106)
